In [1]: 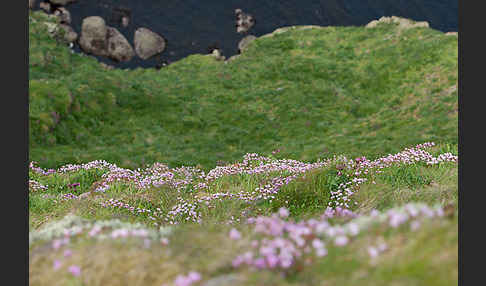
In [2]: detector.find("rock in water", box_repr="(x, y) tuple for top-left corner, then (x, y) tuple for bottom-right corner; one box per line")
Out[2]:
(49, 0), (76, 6)
(106, 27), (135, 62)
(79, 16), (134, 62)
(39, 1), (51, 13)
(134, 27), (166, 60)
(238, 35), (256, 53)
(79, 16), (109, 57)
(53, 7), (71, 24)
(235, 8), (256, 34)
(211, 49), (225, 61)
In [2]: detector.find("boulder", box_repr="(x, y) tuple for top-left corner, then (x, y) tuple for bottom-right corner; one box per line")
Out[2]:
(134, 27), (166, 60)
(53, 7), (71, 24)
(59, 24), (78, 43)
(49, 0), (76, 6)
(235, 8), (255, 33)
(238, 35), (256, 53)
(39, 1), (51, 13)
(79, 16), (109, 57)
(365, 16), (429, 30)
(29, 0), (35, 9)
(79, 16), (134, 62)
(210, 49), (225, 61)
(106, 27), (135, 62)
(445, 31), (458, 36)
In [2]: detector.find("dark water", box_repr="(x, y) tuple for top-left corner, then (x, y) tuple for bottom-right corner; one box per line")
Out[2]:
(36, 0), (457, 69)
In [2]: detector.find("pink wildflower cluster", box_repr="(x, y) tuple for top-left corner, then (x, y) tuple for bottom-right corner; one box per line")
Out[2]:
(29, 179), (48, 192)
(29, 161), (56, 175)
(165, 197), (202, 224)
(327, 142), (457, 209)
(171, 272), (202, 286)
(100, 198), (163, 223)
(61, 193), (79, 201)
(321, 206), (358, 219)
(232, 203), (446, 271)
(57, 160), (116, 173)
(30, 142), (456, 226)
(205, 154), (329, 182)
(163, 155), (330, 224)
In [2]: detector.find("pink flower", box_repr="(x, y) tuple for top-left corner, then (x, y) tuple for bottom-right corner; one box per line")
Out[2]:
(334, 236), (349, 246)
(52, 239), (62, 250)
(174, 271), (201, 286)
(68, 265), (81, 277)
(278, 207), (289, 218)
(187, 272), (201, 283)
(312, 239), (324, 249)
(229, 228), (241, 240)
(63, 249), (72, 257)
(368, 247), (379, 258)
(53, 260), (62, 270)
(316, 247), (328, 257)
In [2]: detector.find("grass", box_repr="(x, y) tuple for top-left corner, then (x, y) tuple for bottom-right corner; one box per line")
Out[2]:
(29, 10), (458, 286)
(28, 142), (458, 286)
(29, 11), (457, 171)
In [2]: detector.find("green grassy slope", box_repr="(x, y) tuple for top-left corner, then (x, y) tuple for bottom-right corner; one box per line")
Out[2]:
(29, 12), (458, 284)
(29, 143), (458, 286)
(29, 11), (457, 170)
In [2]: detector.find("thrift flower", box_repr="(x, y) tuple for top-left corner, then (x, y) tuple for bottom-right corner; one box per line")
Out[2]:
(53, 260), (62, 270)
(334, 236), (349, 246)
(68, 265), (81, 277)
(229, 228), (241, 240)
(278, 207), (289, 218)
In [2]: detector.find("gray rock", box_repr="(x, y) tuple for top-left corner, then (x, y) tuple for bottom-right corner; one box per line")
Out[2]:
(79, 16), (134, 62)
(134, 27), (166, 60)
(53, 7), (71, 24)
(39, 1), (51, 13)
(79, 16), (109, 57)
(238, 35), (256, 53)
(365, 16), (429, 30)
(235, 8), (255, 34)
(210, 49), (225, 61)
(59, 24), (78, 43)
(49, 0), (76, 6)
(106, 27), (135, 62)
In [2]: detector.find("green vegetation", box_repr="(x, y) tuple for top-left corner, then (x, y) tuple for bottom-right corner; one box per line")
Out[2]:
(29, 10), (458, 286)
(29, 11), (457, 171)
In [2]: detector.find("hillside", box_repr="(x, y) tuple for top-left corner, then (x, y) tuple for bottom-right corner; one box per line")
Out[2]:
(29, 11), (457, 171)
(29, 10), (458, 286)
